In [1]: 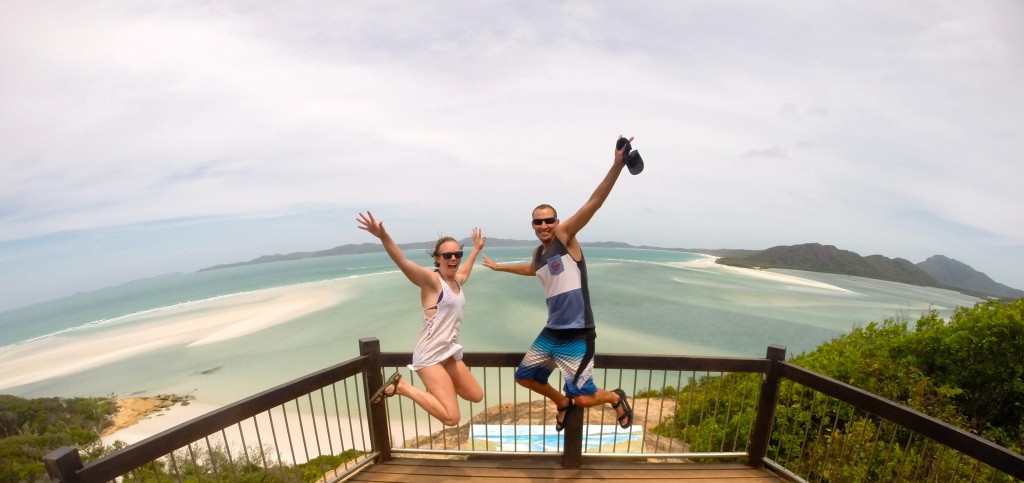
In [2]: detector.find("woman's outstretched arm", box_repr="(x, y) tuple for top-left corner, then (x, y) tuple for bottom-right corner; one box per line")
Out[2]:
(357, 211), (436, 289)
(455, 227), (486, 286)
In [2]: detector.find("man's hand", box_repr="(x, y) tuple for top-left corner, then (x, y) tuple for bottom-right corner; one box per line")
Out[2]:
(357, 211), (387, 239)
(482, 251), (537, 276)
(482, 254), (500, 270)
(614, 135), (635, 168)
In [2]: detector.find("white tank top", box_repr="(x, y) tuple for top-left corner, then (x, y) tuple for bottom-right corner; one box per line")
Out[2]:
(408, 272), (465, 371)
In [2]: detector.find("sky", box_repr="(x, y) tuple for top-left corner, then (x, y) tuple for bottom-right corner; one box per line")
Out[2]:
(1, 1), (1023, 312)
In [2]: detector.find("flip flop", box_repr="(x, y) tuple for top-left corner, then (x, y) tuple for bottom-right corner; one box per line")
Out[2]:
(555, 398), (575, 432)
(611, 389), (633, 429)
(370, 371), (401, 403)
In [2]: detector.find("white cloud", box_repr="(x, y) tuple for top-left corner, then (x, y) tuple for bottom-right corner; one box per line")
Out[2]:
(1, 0), (1023, 309)
(741, 146), (787, 158)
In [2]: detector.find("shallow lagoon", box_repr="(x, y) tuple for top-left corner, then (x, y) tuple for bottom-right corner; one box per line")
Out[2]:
(0, 247), (981, 406)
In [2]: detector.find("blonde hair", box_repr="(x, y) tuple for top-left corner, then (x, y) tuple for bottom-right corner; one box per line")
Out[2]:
(427, 236), (464, 267)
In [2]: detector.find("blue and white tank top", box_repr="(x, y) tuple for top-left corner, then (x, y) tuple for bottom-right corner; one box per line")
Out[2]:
(534, 238), (595, 330)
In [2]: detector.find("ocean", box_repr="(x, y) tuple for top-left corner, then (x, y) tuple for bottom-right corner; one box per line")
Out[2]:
(0, 247), (981, 407)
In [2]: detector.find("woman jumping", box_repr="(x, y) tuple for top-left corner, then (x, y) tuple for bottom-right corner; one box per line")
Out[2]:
(357, 211), (485, 426)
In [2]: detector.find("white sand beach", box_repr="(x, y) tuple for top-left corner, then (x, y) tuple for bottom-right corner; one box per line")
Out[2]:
(0, 280), (351, 391)
(669, 255), (852, 293)
(97, 395), (476, 465)
(101, 400), (374, 464)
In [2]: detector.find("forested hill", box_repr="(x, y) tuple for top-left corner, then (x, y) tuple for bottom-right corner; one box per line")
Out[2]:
(716, 243), (942, 287)
(918, 255), (1024, 300)
(715, 243), (1022, 300)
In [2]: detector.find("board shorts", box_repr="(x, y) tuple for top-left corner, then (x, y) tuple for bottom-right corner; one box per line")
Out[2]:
(515, 328), (597, 397)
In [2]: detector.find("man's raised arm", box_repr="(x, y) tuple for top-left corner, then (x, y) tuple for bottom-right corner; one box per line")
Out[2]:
(557, 135), (633, 241)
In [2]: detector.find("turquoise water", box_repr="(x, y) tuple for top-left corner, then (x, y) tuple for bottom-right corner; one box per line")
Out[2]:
(0, 247), (981, 405)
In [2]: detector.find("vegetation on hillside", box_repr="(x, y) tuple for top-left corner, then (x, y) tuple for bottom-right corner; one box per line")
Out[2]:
(919, 254), (1024, 300)
(0, 396), (116, 483)
(0, 395), (364, 483)
(107, 445), (364, 483)
(646, 298), (1024, 481)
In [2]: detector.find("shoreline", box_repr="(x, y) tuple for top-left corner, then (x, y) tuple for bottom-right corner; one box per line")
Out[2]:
(672, 254), (853, 293)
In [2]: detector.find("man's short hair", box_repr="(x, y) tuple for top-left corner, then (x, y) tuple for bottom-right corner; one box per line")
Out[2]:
(533, 204), (557, 218)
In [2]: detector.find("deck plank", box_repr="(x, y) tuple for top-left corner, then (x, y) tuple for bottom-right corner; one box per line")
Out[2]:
(344, 458), (785, 482)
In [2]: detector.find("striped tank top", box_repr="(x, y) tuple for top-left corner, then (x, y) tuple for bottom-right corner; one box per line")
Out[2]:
(534, 238), (595, 330)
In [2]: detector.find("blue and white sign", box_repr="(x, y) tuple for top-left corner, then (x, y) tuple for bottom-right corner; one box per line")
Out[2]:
(468, 424), (643, 452)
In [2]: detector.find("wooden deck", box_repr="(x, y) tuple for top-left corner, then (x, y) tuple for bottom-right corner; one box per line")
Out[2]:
(344, 458), (786, 482)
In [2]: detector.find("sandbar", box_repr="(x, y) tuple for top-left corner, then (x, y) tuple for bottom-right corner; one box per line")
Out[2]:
(670, 254), (852, 293)
(0, 280), (352, 390)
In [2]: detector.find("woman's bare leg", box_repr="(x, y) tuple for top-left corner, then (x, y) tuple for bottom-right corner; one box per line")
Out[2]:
(444, 359), (483, 403)
(392, 364), (461, 426)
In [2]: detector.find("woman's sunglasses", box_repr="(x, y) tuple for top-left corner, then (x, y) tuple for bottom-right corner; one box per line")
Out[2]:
(440, 251), (464, 260)
(532, 217), (557, 226)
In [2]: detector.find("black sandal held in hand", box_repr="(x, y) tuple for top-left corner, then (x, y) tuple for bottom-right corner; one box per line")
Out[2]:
(611, 389), (633, 429)
(371, 371), (401, 403)
(555, 398), (575, 432)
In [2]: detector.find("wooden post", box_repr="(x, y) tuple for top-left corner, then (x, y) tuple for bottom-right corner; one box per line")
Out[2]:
(561, 403), (584, 469)
(747, 344), (786, 468)
(43, 446), (83, 483)
(360, 337), (392, 463)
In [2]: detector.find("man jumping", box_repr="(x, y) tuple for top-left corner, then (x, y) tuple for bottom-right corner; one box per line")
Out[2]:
(482, 135), (636, 431)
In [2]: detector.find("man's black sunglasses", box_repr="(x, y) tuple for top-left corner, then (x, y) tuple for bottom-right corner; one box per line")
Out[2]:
(441, 251), (464, 260)
(532, 217), (557, 226)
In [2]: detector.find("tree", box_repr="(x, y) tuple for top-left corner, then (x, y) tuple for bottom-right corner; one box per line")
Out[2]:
(898, 299), (1024, 446)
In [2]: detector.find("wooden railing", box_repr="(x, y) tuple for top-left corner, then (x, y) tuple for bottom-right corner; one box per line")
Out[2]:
(43, 339), (1024, 483)
(767, 363), (1024, 481)
(375, 349), (772, 467)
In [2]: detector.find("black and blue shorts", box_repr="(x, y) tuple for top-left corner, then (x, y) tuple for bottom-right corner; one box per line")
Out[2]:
(515, 328), (597, 397)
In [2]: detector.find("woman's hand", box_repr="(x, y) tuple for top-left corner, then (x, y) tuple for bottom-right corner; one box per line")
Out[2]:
(357, 211), (387, 239)
(472, 227), (486, 251)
